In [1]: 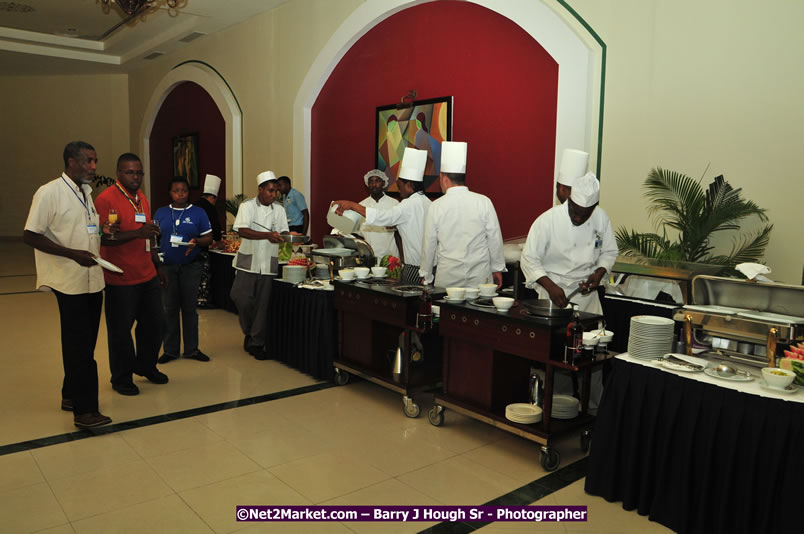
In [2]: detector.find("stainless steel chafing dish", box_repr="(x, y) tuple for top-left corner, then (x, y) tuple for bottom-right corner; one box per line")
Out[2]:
(312, 235), (374, 272)
(673, 275), (804, 368)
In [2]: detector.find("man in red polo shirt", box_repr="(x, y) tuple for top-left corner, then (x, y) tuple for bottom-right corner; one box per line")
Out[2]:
(95, 153), (168, 396)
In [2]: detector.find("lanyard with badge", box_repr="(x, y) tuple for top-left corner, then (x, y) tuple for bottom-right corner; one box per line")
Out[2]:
(114, 182), (147, 223)
(169, 205), (189, 247)
(62, 176), (97, 235)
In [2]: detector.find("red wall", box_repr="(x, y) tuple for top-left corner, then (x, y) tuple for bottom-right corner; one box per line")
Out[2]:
(311, 0), (558, 244)
(148, 81), (225, 228)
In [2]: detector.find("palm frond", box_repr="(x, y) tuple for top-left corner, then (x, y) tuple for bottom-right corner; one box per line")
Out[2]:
(643, 168), (706, 232)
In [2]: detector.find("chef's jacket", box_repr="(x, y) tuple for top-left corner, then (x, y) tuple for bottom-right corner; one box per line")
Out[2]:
(520, 202), (618, 314)
(365, 191), (431, 266)
(359, 194), (399, 258)
(419, 186), (505, 288)
(232, 198), (289, 275)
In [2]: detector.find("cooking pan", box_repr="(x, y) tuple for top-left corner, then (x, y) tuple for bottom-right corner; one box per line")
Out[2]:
(521, 287), (582, 317)
(521, 299), (574, 317)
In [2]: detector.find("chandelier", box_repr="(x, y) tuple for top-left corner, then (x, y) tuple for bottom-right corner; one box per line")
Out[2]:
(101, 0), (181, 16)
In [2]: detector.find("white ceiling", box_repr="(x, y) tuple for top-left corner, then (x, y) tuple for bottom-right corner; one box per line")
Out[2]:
(0, 0), (289, 75)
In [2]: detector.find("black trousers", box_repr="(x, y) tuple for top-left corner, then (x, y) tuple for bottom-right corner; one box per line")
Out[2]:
(53, 290), (102, 415)
(105, 277), (164, 386)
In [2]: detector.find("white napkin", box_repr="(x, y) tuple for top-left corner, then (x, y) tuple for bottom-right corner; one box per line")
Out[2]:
(735, 262), (771, 281)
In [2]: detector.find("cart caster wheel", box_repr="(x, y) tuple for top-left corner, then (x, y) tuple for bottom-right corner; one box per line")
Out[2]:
(428, 406), (444, 426)
(334, 370), (350, 386)
(540, 447), (561, 471)
(580, 430), (592, 454)
(403, 400), (421, 418)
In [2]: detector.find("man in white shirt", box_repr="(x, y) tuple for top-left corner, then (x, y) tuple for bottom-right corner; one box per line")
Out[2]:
(23, 141), (112, 429)
(230, 172), (290, 360)
(334, 148), (432, 283)
(419, 141), (506, 289)
(520, 173), (618, 414)
(520, 172), (618, 315)
(358, 169), (399, 259)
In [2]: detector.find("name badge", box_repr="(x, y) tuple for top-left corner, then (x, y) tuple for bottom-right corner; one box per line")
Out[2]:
(135, 213), (146, 223)
(87, 224), (98, 234)
(170, 234), (183, 244)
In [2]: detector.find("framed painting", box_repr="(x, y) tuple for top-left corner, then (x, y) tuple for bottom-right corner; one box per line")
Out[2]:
(173, 133), (200, 188)
(375, 96), (452, 193)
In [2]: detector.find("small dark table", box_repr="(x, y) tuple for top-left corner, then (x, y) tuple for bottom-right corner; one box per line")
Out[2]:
(266, 280), (336, 381)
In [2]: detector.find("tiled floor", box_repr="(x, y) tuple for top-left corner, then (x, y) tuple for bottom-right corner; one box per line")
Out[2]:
(0, 238), (671, 533)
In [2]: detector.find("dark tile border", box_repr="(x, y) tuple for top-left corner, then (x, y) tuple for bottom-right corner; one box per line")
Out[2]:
(0, 382), (336, 456)
(417, 458), (588, 533)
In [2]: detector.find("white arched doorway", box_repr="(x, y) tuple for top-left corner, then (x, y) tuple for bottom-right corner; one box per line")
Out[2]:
(292, 0), (606, 212)
(140, 60), (243, 202)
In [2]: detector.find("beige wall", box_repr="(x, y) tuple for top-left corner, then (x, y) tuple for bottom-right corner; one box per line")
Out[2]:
(0, 73), (130, 236)
(571, 0), (804, 284)
(127, 0), (362, 200)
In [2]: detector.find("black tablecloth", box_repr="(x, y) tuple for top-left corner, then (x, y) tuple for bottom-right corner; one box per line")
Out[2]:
(208, 251), (237, 313)
(266, 281), (336, 381)
(585, 359), (802, 534)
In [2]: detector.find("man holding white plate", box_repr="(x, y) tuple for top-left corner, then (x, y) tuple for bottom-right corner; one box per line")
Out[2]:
(23, 141), (112, 428)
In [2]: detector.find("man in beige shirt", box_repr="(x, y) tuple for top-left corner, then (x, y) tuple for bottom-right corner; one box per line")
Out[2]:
(23, 141), (112, 429)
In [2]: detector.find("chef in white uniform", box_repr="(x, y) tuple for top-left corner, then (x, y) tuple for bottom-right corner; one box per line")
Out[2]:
(358, 169), (399, 258)
(520, 172), (618, 315)
(419, 141), (506, 289)
(555, 149), (589, 204)
(334, 148), (431, 283)
(230, 171), (289, 360)
(520, 172), (618, 414)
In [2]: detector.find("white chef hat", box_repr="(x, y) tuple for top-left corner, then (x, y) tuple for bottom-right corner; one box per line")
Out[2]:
(557, 149), (589, 187)
(256, 170), (276, 187)
(398, 147), (427, 182)
(440, 141), (467, 174)
(203, 174), (221, 196)
(570, 172), (600, 207)
(363, 169), (389, 188)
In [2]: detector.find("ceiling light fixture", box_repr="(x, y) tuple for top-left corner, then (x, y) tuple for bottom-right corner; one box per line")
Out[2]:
(100, 0), (181, 16)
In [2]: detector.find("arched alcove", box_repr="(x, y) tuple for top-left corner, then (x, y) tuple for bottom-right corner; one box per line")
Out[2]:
(140, 61), (243, 205)
(294, 0), (604, 239)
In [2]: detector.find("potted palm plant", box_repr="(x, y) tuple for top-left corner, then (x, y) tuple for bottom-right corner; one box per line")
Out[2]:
(615, 168), (772, 276)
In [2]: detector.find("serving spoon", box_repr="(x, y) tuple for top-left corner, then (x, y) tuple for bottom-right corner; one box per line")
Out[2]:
(715, 363), (752, 378)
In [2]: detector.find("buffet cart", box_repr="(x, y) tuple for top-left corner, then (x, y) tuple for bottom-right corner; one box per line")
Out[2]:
(333, 279), (446, 418)
(430, 299), (608, 471)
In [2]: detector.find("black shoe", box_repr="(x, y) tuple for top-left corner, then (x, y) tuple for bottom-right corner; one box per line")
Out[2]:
(138, 369), (169, 384)
(74, 412), (112, 428)
(187, 350), (210, 362)
(61, 399), (73, 412)
(158, 353), (179, 364)
(249, 347), (270, 360)
(112, 383), (140, 396)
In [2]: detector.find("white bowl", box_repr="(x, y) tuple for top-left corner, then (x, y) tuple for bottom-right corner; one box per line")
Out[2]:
(370, 266), (387, 277)
(339, 269), (355, 280)
(588, 329), (614, 344)
(478, 283), (497, 296)
(354, 267), (370, 278)
(464, 288), (480, 300)
(446, 287), (466, 300)
(761, 367), (795, 389)
(582, 332), (600, 347)
(492, 297), (514, 311)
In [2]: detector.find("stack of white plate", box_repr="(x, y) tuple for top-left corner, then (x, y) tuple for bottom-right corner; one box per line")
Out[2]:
(628, 315), (675, 359)
(505, 403), (543, 424)
(551, 395), (580, 419)
(283, 265), (306, 284)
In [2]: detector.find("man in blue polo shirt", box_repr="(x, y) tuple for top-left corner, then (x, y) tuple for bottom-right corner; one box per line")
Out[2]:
(277, 176), (309, 234)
